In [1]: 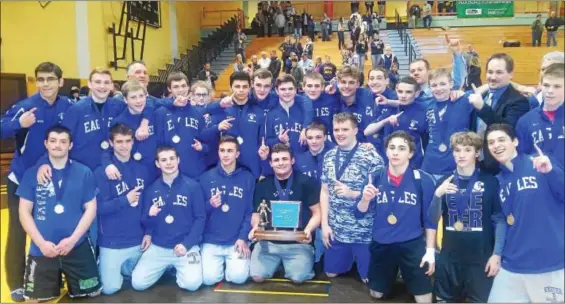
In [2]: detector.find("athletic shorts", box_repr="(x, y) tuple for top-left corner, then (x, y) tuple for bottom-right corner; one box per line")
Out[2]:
(23, 239), (101, 301)
(367, 236), (432, 296)
(324, 240), (370, 280)
(434, 254), (493, 302)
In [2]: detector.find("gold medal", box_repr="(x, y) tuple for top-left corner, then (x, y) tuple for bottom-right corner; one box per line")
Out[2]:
(387, 214), (397, 225)
(507, 213), (515, 226)
(172, 135), (181, 144)
(439, 143), (447, 152)
(454, 221), (464, 231)
(100, 140), (110, 150)
(222, 204), (230, 212)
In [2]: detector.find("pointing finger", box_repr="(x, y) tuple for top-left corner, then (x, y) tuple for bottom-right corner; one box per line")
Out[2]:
(446, 175), (455, 183)
(261, 137), (265, 146)
(226, 117), (236, 122)
(533, 143), (544, 157)
(471, 83), (479, 93)
(29, 107), (38, 114)
(395, 111), (404, 117)
(368, 174), (373, 185)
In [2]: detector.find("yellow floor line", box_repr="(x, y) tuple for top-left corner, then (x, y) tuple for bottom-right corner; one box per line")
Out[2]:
(214, 289), (329, 297)
(265, 278), (331, 284)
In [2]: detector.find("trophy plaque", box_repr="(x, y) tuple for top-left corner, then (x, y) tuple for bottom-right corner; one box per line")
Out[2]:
(254, 200), (307, 242)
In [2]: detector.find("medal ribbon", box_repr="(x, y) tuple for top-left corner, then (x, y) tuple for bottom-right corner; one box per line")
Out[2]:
(435, 101), (451, 150)
(378, 169), (411, 220)
(451, 169), (479, 222)
(334, 142), (360, 181)
(274, 173), (294, 200)
(51, 159), (72, 205)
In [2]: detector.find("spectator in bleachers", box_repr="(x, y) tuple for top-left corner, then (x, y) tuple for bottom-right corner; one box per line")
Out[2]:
(313, 56), (323, 73)
(465, 55), (482, 91)
(303, 37), (314, 59)
(250, 55), (261, 72)
(79, 86), (90, 99)
(388, 63), (399, 90)
(110, 83), (124, 100)
(234, 28), (247, 63)
(307, 14), (316, 41)
(301, 10), (309, 37)
(370, 13), (380, 37)
(268, 50), (282, 81)
(70, 86), (80, 103)
(290, 58), (304, 87)
(292, 11), (303, 37)
(380, 45), (399, 72)
(298, 54), (313, 74)
(197, 62), (219, 89)
(337, 17), (346, 50)
(275, 9), (286, 37)
(321, 13), (331, 41)
(234, 54), (245, 72)
(320, 56), (337, 84)
(545, 11), (561, 47)
(370, 34), (384, 68)
(463, 44), (479, 67)
(291, 36), (303, 58)
(356, 34), (369, 74)
(258, 52), (271, 69)
(532, 14), (544, 47)
(422, 2), (432, 29)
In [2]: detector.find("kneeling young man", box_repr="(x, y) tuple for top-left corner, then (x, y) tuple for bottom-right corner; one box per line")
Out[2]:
(430, 131), (505, 303)
(18, 126), (101, 301)
(357, 131), (437, 303)
(132, 146), (206, 291)
(486, 123), (564, 303)
(94, 124), (151, 295)
(249, 144), (321, 284)
(200, 136), (255, 285)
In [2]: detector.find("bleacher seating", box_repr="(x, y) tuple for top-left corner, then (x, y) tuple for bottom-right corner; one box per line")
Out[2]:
(411, 26), (564, 85)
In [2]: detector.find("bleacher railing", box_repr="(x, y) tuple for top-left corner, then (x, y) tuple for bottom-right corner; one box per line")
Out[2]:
(396, 9), (419, 66)
(184, 16), (238, 81)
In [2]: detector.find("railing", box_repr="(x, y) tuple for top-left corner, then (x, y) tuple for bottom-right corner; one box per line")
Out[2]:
(201, 8), (244, 29)
(184, 16), (238, 81)
(395, 9), (419, 66)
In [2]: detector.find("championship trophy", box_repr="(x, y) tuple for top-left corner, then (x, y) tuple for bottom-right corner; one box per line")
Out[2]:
(254, 200), (307, 242)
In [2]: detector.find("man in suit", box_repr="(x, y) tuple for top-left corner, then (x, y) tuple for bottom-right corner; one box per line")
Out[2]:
(197, 63), (218, 89)
(468, 53), (530, 174)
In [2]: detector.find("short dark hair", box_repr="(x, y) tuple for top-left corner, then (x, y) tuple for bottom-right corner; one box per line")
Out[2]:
(305, 121), (327, 136)
(166, 72), (189, 88)
(384, 131), (415, 153)
(368, 67), (389, 79)
(410, 58), (430, 71)
(269, 143), (293, 160)
(230, 71), (252, 87)
(219, 135), (240, 151)
(333, 112), (358, 128)
(35, 62), (63, 79)
(486, 53), (514, 73)
(485, 123), (517, 141)
(275, 74), (297, 89)
(155, 145), (178, 160)
(109, 124), (133, 141)
(45, 125), (72, 142)
(397, 76), (421, 92)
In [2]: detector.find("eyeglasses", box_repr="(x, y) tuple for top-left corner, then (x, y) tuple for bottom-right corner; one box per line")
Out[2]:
(36, 77), (59, 83)
(194, 93), (209, 98)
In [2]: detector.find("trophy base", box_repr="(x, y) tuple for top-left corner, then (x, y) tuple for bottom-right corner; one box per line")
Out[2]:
(255, 230), (307, 242)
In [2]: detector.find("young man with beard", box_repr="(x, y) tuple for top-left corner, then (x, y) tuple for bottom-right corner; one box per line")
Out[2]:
(294, 122), (335, 263)
(485, 124), (564, 303)
(263, 75), (307, 156)
(320, 112), (385, 282)
(0, 62), (73, 302)
(94, 124), (151, 295)
(200, 136), (255, 286)
(132, 146), (205, 292)
(422, 69), (475, 180)
(429, 131), (506, 303)
(516, 63), (564, 167)
(468, 53), (530, 174)
(249, 144), (321, 284)
(207, 72), (266, 178)
(365, 77), (429, 168)
(18, 126), (101, 301)
(357, 131), (436, 303)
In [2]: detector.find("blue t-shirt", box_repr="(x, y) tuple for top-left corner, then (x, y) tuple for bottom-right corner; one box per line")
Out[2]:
(17, 161), (98, 256)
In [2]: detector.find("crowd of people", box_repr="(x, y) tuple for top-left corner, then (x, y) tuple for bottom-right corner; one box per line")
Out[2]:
(1, 9), (564, 304)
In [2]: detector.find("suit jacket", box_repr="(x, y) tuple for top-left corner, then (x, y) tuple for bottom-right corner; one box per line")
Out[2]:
(470, 84), (530, 174)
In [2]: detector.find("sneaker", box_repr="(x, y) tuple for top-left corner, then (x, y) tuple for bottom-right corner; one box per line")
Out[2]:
(11, 288), (25, 302)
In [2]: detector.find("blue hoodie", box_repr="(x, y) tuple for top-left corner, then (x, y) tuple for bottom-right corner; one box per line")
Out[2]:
(200, 164), (255, 245)
(421, 94), (474, 175)
(496, 154), (564, 274)
(208, 101), (266, 178)
(141, 173), (206, 250)
(1, 94), (72, 183)
(293, 141), (335, 182)
(263, 101), (308, 156)
(95, 155), (149, 249)
(156, 105), (210, 179)
(369, 87), (398, 154)
(338, 88), (375, 143)
(306, 92), (339, 137)
(516, 103), (564, 167)
(61, 97), (127, 170)
(378, 101), (429, 168)
(356, 168), (437, 244)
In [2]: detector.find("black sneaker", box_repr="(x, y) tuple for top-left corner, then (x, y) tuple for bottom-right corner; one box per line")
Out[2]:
(11, 288), (25, 302)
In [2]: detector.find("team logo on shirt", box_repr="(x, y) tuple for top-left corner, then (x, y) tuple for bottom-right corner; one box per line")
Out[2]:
(248, 113), (257, 122)
(544, 286), (563, 302)
(473, 181), (484, 193)
(409, 120), (418, 130)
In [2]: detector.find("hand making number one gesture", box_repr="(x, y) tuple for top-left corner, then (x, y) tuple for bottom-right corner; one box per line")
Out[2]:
(530, 143), (552, 174)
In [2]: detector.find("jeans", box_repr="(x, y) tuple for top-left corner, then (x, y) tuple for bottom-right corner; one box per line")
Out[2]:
(338, 31), (345, 50)
(201, 243), (250, 286)
(99, 245), (143, 295)
(321, 26), (329, 41)
(358, 52), (366, 74)
(250, 241), (315, 283)
(423, 16), (432, 28)
(294, 27), (302, 37)
(6, 179), (26, 292)
(547, 31), (557, 47)
(371, 54), (380, 68)
(132, 244), (202, 291)
(532, 31), (543, 46)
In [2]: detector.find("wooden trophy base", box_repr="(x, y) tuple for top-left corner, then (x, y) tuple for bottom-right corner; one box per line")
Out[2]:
(254, 229), (307, 242)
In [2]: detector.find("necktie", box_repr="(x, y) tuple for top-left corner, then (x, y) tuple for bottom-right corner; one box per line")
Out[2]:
(477, 93), (494, 160)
